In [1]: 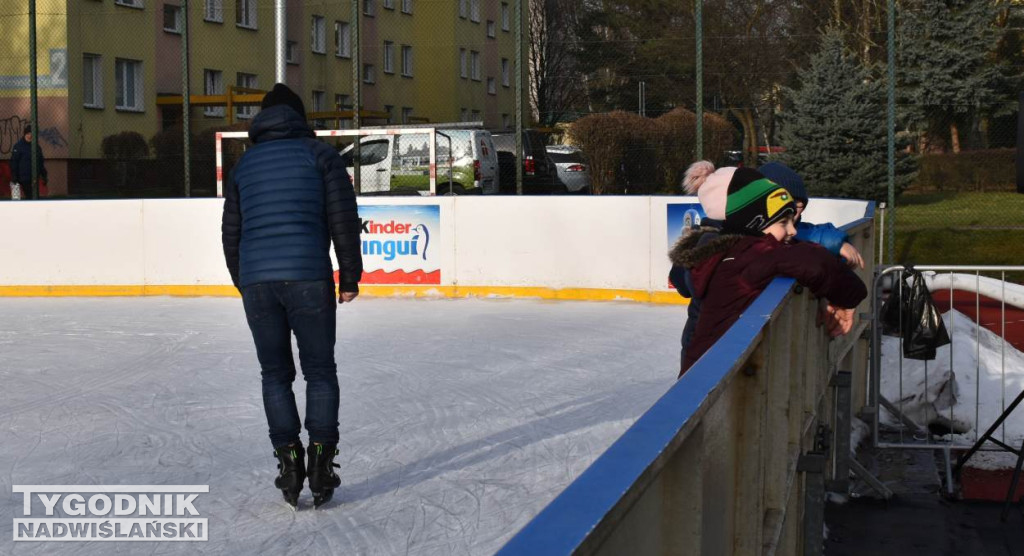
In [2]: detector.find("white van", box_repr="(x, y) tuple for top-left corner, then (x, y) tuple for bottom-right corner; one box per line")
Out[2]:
(339, 129), (500, 195)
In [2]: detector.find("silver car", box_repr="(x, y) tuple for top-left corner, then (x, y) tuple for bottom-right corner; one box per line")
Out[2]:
(545, 145), (591, 193)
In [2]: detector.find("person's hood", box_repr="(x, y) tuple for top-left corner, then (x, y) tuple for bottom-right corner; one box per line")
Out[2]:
(248, 105), (315, 144)
(669, 227), (743, 298)
(668, 226), (742, 269)
(669, 227), (793, 299)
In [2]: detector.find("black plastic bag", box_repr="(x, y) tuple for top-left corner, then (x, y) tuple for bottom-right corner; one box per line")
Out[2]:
(880, 269), (952, 359)
(902, 271), (951, 360)
(880, 272), (908, 337)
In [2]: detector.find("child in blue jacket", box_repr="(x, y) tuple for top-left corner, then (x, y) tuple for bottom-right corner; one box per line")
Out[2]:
(759, 162), (864, 268)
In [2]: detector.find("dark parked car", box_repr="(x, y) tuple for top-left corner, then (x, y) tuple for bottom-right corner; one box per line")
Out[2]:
(492, 130), (561, 194)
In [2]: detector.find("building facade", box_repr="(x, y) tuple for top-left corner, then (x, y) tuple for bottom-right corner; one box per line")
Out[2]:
(0, 0), (525, 196)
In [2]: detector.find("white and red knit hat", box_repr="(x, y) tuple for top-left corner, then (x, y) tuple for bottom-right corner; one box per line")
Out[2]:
(682, 161), (735, 221)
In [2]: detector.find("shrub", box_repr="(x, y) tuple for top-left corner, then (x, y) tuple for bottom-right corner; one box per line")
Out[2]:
(101, 131), (149, 160)
(911, 149), (1016, 193)
(149, 123), (250, 197)
(655, 108), (734, 192)
(569, 109), (734, 195)
(101, 131), (150, 190)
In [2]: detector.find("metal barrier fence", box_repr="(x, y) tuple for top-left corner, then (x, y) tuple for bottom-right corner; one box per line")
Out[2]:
(499, 216), (874, 556)
(868, 265), (1024, 488)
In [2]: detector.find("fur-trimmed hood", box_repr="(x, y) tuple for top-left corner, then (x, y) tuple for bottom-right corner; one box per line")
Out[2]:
(668, 227), (743, 269)
(669, 227), (760, 301)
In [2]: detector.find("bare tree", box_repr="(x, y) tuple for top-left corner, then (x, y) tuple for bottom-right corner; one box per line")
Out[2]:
(529, 0), (586, 126)
(703, 0), (802, 166)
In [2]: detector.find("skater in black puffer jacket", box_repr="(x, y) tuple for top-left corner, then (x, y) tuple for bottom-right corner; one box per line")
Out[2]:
(222, 84), (361, 509)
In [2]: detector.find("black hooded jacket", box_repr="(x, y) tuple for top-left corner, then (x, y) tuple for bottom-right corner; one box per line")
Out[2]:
(221, 105), (362, 290)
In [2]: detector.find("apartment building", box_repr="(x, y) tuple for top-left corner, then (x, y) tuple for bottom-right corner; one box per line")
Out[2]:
(0, 0), (525, 195)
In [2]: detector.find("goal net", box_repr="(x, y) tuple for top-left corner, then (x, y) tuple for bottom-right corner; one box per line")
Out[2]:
(215, 127), (439, 197)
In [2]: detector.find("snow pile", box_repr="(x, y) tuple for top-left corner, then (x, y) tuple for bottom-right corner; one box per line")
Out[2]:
(880, 309), (1024, 446)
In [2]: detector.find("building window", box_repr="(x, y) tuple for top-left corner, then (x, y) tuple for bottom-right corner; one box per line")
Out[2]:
(83, 54), (103, 109)
(502, 113), (510, 129)
(337, 94), (352, 128)
(460, 108), (468, 122)
(363, 64), (376, 84)
(115, 58), (143, 111)
(236, 72), (258, 118)
(471, 109), (480, 121)
(311, 16), (326, 54)
(205, 0), (223, 22)
(335, 21), (351, 58)
(501, 2), (509, 31)
(311, 90), (326, 128)
(487, 77), (496, 95)
(115, 0), (143, 8)
(383, 0), (394, 9)
(163, 4), (183, 33)
(236, 0), (257, 29)
(501, 58), (510, 87)
(401, 107), (412, 124)
(363, 0), (375, 16)
(458, 0), (467, 18)
(384, 105), (393, 124)
(204, 69), (225, 117)
(286, 40), (298, 64)
(469, 0), (480, 22)
(486, 20), (495, 38)
(401, 0), (412, 14)
(470, 50), (480, 80)
(459, 49), (467, 79)
(383, 41), (394, 74)
(401, 45), (412, 77)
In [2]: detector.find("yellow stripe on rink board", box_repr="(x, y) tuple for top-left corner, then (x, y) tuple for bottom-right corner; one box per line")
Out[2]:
(360, 285), (689, 305)
(0, 285), (690, 305)
(0, 285), (241, 297)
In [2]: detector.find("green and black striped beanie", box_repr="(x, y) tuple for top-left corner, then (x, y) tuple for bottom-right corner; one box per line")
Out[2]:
(722, 167), (796, 234)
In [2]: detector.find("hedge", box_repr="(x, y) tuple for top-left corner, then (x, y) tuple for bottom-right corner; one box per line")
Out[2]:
(149, 122), (250, 197)
(910, 149), (1017, 193)
(568, 109), (734, 195)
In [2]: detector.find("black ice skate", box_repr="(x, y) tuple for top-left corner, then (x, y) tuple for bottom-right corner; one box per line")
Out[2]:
(307, 443), (341, 508)
(273, 442), (306, 508)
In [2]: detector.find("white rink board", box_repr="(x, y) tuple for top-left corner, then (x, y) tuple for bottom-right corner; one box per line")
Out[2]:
(0, 197), (871, 291)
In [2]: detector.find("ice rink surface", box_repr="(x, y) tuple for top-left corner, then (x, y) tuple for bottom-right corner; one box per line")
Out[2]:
(0, 297), (683, 555)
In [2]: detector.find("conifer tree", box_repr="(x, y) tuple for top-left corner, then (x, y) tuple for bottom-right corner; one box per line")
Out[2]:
(896, 0), (1007, 152)
(777, 29), (913, 201)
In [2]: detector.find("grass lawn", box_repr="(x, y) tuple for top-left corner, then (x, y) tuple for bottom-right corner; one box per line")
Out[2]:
(881, 192), (1024, 281)
(894, 192), (1024, 229)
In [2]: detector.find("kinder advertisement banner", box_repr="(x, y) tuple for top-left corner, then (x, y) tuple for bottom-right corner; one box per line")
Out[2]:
(667, 203), (706, 246)
(666, 203), (706, 291)
(358, 204), (440, 285)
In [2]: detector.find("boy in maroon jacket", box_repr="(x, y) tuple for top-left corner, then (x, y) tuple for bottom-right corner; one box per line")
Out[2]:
(671, 167), (867, 376)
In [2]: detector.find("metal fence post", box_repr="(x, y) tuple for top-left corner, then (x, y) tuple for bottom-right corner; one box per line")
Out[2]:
(886, 0), (896, 264)
(274, 0), (286, 84)
(695, 0), (703, 161)
(514, 0), (524, 195)
(798, 452), (826, 556)
(830, 371), (852, 493)
(182, 0), (191, 197)
(351, 0), (361, 194)
(29, 0), (38, 200)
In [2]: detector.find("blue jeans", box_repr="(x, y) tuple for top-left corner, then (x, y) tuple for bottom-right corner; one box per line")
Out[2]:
(241, 280), (339, 449)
